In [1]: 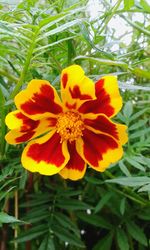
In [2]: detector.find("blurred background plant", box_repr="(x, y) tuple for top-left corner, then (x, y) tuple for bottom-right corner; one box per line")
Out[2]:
(0, 0), (150, 249)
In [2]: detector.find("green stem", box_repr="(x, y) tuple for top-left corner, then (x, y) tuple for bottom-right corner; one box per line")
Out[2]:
(116, 9), (150, 14)
(9, 27), (40, 99)
(49, 51), (63, 72)
(120, 14), (150, 37)
(99, 0), (122, 35)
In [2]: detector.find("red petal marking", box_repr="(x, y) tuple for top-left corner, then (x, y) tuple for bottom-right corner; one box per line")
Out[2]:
(69, 85), (92, 100)
(15, 112), (40, 143)
(82, 129), (118, 167)
(21, 84), (62, 115)
(46, 117), (57, 127)
(78, 79), (114, 116)
(66, 142), (85, 171)
(16, 131), (35, 143)
(65, 102), (77, 110)
(27, 133), (64, 166)
(84, 115), (119, 140)
(16, 112), (39, 132)
(62, 73), (68, 88)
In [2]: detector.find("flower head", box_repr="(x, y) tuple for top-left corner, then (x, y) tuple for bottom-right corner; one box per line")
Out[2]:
(5, 65), (128, 180)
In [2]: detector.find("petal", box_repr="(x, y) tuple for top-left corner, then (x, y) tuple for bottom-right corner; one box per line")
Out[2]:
(21, 131), (69, 175)
(5, 110), (57, 144)
(61, 65), (96, 110)
(15, 79), (63, 120)
(59, 141), (86, 180)
(84, 113), (128, 145)
(76, 128), (123, 172)
(78, 76), (122, 117)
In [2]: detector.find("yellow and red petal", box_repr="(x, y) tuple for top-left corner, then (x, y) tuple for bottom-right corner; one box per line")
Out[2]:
(21, 130), (69, 175)
(59, 141), (86, 180)
(5, 110), (40, 131)
(15, 79), (63, 120)
(61, 65), (96, 110)
(76, 128), (123, 172)
(5, 110), (57, 144)
(78, 76), (122, 117)
(5, 110), (25, 130)
(84, 113), (128, 145)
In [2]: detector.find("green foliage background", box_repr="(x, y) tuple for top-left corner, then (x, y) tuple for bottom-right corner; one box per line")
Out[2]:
(0, 0), (150, 249)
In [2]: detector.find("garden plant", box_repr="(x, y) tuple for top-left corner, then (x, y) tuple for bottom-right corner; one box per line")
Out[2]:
(0, 0), (150, 249)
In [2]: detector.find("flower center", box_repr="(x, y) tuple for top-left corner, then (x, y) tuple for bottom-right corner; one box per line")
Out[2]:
(56, 111), (84, 142)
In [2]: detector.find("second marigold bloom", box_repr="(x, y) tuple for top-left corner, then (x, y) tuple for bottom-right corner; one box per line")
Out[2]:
(5, 65), (128, 180)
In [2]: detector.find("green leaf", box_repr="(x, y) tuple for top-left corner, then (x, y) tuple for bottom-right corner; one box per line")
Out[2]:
(73, 55), (128, 68)
(85, 176), (104, 184)
(39, 235), (55, 250)
(0, 85), (5, 107)
(94, 193), (112, 213)
(130, 127), (150, 139)
(138, 183), (150, 192)
(52, 224), (84, 248)
(40, 7), (85, 30)
(129, 119), (148, 131)
(125, 157), (145, 171)
(132, 68), (150, 79)
(14, 225), (48, 243)
(56, 198), (92, 211)
(117, 228), (129, 250)
(37, 19), (84, 42)
(130, 108), (149, 122)
(123, 101), (133, 119)
(54, 212), (80, 237)
(106, 177), (150, 187)
(119, 161), (131, 177)
(126, 221), (148, 246)
(140, 0), (150, 12)
(0, 212), (24, 224)
(124, 0), (134, 10)
(120, 198), (126, 215)
(77, 212), (112, 229)
(93, 232), (113, 250)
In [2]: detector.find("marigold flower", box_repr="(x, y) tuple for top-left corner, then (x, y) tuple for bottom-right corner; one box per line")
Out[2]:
(5, 65), (128, 180)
